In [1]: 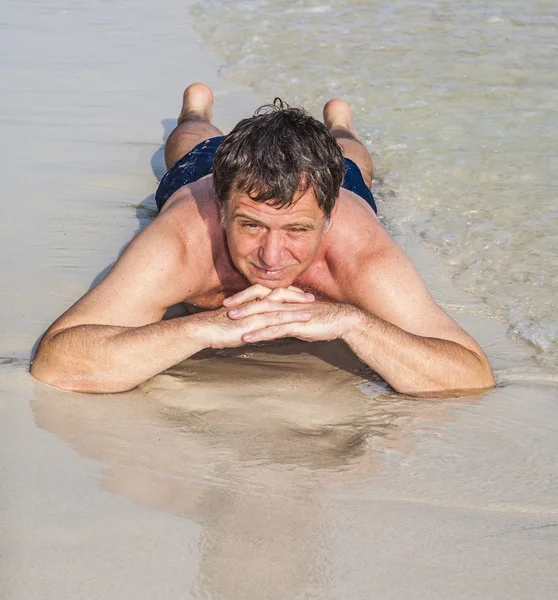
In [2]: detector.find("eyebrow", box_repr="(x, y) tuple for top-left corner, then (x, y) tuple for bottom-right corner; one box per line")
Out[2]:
(233, 212), (316, 230)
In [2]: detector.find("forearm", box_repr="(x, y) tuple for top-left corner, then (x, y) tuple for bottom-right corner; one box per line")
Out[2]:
(343, 309), (495, 396)
(31, 316), (206, 393)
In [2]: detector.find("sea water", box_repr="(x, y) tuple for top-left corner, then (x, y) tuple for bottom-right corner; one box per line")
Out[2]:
(2, 2), (557, 597)
(191, 0), (558, 369)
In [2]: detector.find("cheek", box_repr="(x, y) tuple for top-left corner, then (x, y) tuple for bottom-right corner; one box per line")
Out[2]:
(287, 236), (321, 261)
(228, 230), (259, 259)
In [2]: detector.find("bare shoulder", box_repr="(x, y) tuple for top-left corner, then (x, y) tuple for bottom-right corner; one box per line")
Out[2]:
(158, 176), (220, 249)
(326, 189), (395, 278)
(327, 191), (484, 353)
(47, 182), (217, 335)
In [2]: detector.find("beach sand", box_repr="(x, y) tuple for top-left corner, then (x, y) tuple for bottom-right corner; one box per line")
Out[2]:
(1, 1), (557, 598)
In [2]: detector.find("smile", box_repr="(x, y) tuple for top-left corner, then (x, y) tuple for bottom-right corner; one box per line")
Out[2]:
(251, 264), (292, 279)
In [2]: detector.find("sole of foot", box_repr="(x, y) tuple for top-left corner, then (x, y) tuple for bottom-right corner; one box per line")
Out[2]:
(323, 98), (359, 139)
(178, 83), (215, 125)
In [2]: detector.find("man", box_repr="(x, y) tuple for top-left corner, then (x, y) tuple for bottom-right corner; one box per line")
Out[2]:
(31, 83), (495, 396)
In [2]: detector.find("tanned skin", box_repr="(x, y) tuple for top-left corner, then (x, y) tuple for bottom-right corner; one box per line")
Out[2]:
(31, 84), (495, 396)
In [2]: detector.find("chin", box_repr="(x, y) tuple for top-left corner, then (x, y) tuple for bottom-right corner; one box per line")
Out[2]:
(243, 266), (298, 289)
(254, 278), (294, 289)
(247, 273), (293, 288)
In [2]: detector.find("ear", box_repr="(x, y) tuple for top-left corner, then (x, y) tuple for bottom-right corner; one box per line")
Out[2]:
(220, 204), (227, 229)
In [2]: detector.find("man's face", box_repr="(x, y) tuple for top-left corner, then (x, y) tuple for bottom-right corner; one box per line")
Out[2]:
(223, 187), (330, 288)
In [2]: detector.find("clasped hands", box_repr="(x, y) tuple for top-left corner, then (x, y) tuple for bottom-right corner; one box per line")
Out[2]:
(198, 284), (363, 349)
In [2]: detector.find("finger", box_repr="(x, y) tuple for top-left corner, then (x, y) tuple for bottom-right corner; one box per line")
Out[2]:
(267, 287), (314, 304)
(228, 301), (312, 319)
(243, 323), (301, 343)
(223, 284), (272, 307)
(245, 310), (312, 334)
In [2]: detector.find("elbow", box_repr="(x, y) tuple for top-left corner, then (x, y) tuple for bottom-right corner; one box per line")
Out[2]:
(454, 352), (497, 395)
(30, 354), (136, 395)
(394, 359), (496, 399)
(31, 330), (139, 394)
(398, 379), (495, 399)
(30, 343), (64, 388)
(30, 356), (90, 393)
(30, 333), (82, 391)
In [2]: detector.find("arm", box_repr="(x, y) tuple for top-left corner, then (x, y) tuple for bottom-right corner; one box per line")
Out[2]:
(341, 308), (494, 397)
(31, 217), (314, 393)
(31, 216), (204, 393)
(31, 319), (207, 394)
(225, 237), (495, 396)
(339, 236), (495, 396)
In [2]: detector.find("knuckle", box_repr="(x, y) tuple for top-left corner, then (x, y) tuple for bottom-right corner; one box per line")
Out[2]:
(249, 313), (262, 325)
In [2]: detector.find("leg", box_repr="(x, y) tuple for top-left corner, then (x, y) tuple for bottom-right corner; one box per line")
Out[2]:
(323, 99), (373, 188)
(164, 83), (224, 169)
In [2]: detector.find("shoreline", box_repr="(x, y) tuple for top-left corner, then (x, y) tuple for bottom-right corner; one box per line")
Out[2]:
(1, 1), (557, 598)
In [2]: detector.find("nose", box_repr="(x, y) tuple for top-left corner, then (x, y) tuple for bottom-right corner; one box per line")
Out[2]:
(258, 230), (283, 268)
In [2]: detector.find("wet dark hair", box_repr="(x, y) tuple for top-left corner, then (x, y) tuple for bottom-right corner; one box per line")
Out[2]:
(213, 99), (345, 218)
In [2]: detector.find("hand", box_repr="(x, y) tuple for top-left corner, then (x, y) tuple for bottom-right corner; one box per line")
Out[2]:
(192, 303), (314, 349)
(223, 284), (315, 308)
(227, 298), (364, 344)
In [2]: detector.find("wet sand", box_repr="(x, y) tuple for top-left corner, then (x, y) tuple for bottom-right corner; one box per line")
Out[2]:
(1, 1), (557, 598)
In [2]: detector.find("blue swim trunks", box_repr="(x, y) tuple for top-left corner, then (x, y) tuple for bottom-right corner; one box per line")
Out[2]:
(155, 136), (376, 213)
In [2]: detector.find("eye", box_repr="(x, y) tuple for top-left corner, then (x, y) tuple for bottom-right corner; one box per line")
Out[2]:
(289, 228), (308, 234)
(240, 221), (261, 231)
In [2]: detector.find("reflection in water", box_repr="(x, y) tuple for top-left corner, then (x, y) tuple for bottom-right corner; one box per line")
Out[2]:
(32, 340), (467, 599)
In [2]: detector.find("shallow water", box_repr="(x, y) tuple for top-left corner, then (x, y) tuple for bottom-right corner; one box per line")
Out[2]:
(4, 341), (558, 599)
(1, 1), (557, 598)
(192, 0), (558, 367)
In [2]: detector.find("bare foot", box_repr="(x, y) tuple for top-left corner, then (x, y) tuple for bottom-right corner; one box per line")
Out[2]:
(177, 83), (214, 125)
(323, 99), (359, 140)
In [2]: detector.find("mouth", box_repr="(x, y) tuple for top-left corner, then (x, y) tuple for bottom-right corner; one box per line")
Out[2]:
(250, 264), (293, 280)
